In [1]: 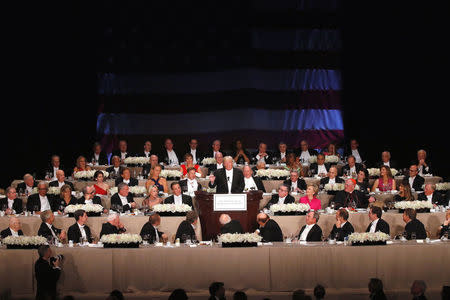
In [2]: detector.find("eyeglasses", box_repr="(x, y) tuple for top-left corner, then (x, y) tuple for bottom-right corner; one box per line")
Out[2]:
(38, 188), (47, 191)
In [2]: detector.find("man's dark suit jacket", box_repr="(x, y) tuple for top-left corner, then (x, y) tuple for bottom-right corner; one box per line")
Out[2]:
(111, 150), (130, 160)
(159, 149), (181, 165)
(375, 160), (398, 169)
(309, 163), (330, 176)
(258, 219), (283, 242)
(333, 190), (369, 208)
(86, 151), (109, 165)
(105, 166), (124, 179)
(37, 222), (62, 239)
(164, 194), (193, 207)
(49, 180), (74, 190)
(329, 221), (354, 241)
(251, 151), (274, 164)
(175, 220), (196, 242)
(283, 178), (307, 191)
(273, 150), (293, 162)
(0, 227), (24, 238)
(179, 179), (203, 192)
(404, 219), (427, 240)
(77, 196), (102, 206)
(344, 148), (366, 164)
(140, 222), (164, 242)
(27, 194), (57, 212)
(294, 148), (318, 158)
(0, 198), (23, 214)
(16, 181), (38, 193)
(100, 222), (125, 238)
(208, 168), (245, 194)
(365, 218), (390, 235)
(110, 193), (135, 212)
(207, 164), (223, 173)
(249, 176), (266, 192)
(35, 257), (61, 300)
(220, 219), (243, 234)
(413, 160), (432, 175)
(115, 177), (139, 187)
(320, 176), (345, 185)
(298, 223), (323, 242)
(417, 191), (445, 206)
(341, 163), (365, 176)
(403, 175), (425, 191)
(67, 223), (93, 243)
(265, 194), (295, 209)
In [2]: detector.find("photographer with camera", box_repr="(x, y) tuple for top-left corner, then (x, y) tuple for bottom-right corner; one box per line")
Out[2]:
(35, 245), (63, 300)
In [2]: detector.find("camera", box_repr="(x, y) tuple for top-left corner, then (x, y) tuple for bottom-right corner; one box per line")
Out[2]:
(50, 254), (64, 265)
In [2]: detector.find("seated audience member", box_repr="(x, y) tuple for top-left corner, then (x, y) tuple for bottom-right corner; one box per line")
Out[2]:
(16, 173), (38, 196)
(394, 181), (414, 201)
(179, 167), (203, 193)
(1, 216), (24, 238)
(111, 139), (130, 162)
(297, 210), (323, 242)
(322, 142), (340, 158)
(300, 184), (321, 210)
(207, 139), (222, 159)
(273, 142), (291, 163)
(320, 166), (344, 189)
(342, 155), (365, 178)
(295, 139), (318, 166)
(242, 165), (266, 192)
(145, 164), (168, 193)
(180, 153), (201, 177)
(141, 140), (153, 158)
(255, 212), (283, 242)
(265, 184), (295, 209)
(402, 208), (427, 240)
(175, 210), (198, 243)
(314, 284), (326, 300)
(139, 213), (168, 243)
(86, 142), (108, 166)
(356, 169), (370, 194)
(366, 206), (390, 235)
(142, 185), (164, 208)
(233, 291), (247, 300)
(187, 138), (203, 164)
(219, 214), (243, 234)
(78, 185), (102, 205)
(110, 183), (136, 212)
(404, 164), (425, 191)
(329, 208), (354, 241)
(252, 160), (268, 174)
(160, 138), (180, 165)
(142, 154), (165, 177)
(209, 282), (226, 300)
(252, 142), (273, 164)
(49, 170), (74, 190)
(67, 209), (92, 243)
(309, 154), (330, 177)
(37, 210), (66, 241)
(115, 167), (139, 187)
(27, 181), (57, 213)
(438, 209), (450, 238)
(208, 156), (245, 194)
(232, 139), (251, 165)
(368, 278), (387, 300)
(73, 155), (91, 174)
(169, 289), (188, 300)
(109, 290), (124, 300)
(54, 184), (78, 213)
(292, 289), (306, 300)
(333, 179), (375, 209)
(415, 149), (432, 176)
(208, 152), (224, 173)
(284, 152), (302, 174)
(418, 183), (445, 206)
(93, 170), (109, 195)
(106, 155), (122, 179)
(371, 166), (396, 192)
(100, 213), (126, 238)
(45, 155), (63, 180)
(410, 280), (428, 300)
(344, 139), (365, 164)
(164, 182), (193, 207)
(1, 187), (23, 214)
(283, 170), (307, 193)
(376, 151), (398, 169)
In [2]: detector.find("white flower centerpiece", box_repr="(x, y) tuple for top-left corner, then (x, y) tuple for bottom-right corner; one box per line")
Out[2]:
(123, 157), (149, 166)
(269, 203), (310, 215)
(128, 186), (146, 196)
(255, 169), (290, 180)
(367, 168), (398, 177)
(100, 233), (142, 248)
(74, 170), (109, 181)
(64, 204), (104, 216)
(324, 183), (345, 191)
(159, 170), (182, 180)
(325, 155), (339, 164)
(47, 187), (61, 195)
(201, 157), (216, 165)
(348, 232), (390, 246)
(435, 182), (450, 191)
(394, 200), (433, 213)
(218, 233), (262, 247)
(152, 204), (192, 216)
(3, 236), (47, 249)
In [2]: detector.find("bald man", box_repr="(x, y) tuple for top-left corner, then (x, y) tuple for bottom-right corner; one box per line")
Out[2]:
(242, 165), (266, 192)
(1, 217), (24, 238)
(209, 156), (245, 194)
(376, 151), (398, 169)
(49, 170), (74, 190)
(255, 213), (283, 242)
(333, 179), (375, 209)
(219, 214), (243, 234)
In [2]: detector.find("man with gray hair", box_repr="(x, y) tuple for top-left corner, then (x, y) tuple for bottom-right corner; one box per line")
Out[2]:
(410, 280), (427, 300)
(175, 211), (199, 243)
(283, 169), (307, 192)
(27, 181), (56, 213)
(0, 187), (23, 214)
(297, 210), (323, 242)
(265, 184), (295, 209)
(209, 156), (244, 193)
(207, 151), (224, 173)
(219, 214), (243, 234)
(78, 185), (102, 205)
(37, 210), (66, 241)
(418, 183), (445, 206)
(1, 216), (24, 238)
(416, 149), (432, 176)
(100, 213), (126, 238)
(207, 139), (222, 159)
(49, 170), (74, 189)
(376, 150), (398, 169)
(110, 183), (136, 212)
(106, 155), (122, 179)
(242, 165), (266, 192)
(16, 173), (37, 196)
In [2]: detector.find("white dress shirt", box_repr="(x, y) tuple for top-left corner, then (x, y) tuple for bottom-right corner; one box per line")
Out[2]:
(280, 152), (286, 160)
(369, 218), (379, 233)
(290, 181), (298, 191)
(340, 221), (347, 228)
(46, 223), (58, 239)
(144, 151), (150, 158)
(299, 224), (314, 241)
(57, 181), (65, 188)
(83, 198), (93, 205)
(213, 151), (219, 159)
(167, 150), (179, 165)
(119, 194), (129, 206)
(425, 194), (433, 205)
(174, 194), (183, 206)
(187, 179), (198, 193)
(277, 196), (286, 205)
(40, 195), (51, 212)
(123, 179), (130, 185)
(349, 166), (356, 176)
(52, 167), (59, 179)
(10, 228), (19, 237)
(352, 149), (362, 163)
(225, 169), (233, 193)
(94, 153), (100, 161)
(153, 225), (159, 243)
(120, 152), (127, 160)
(383, 161), (390, 167)
(78, 223), (87, 240)
(190, 149), (197, 162)
(114, 167), (120, 174)
(244, 176), (257, 191)
(328, 177), (336, 184)
(300, 151), (311, 165)
(26, 185), (34, 195)
(7, 198), (14, 209)
(408, 176), (415, 189)
(216, 163), (223, 169)
(317, 164), (327, 175)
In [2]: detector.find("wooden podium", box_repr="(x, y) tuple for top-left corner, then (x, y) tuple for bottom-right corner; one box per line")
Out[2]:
(194, 190), (263, 240)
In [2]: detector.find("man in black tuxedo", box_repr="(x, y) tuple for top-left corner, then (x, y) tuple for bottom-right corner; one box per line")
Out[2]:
(67, 209), (93, 243)
(110, 183), (136, 212)
(206, 139), (222, 158)
(402, 208), (427, 239)
(344, 139), (365, 165)
(140, 140), (154, 158)
(142, 154), (165, 177)
(207, 152), (224, 173)
(208, 156), (245, 194)
(1, 187), (23, 214)
(273, 142), (292, 164)
(86, 142), (108, 166)
(44, 155), (65, 181)
(139, 213), (168, 243)
(16, 173), (38, 196)
(242, 165), (266, 192)
(35, 245), (61, 300)
(77, 185), (102, 206)
(366, 206), (390, 235)
(294, 140), (318, 165)
(297, 211), (323, 242)
(309, 154), (330, 177)
(175, 211), (198, 242)
(106, 155), (123, 180)
(329, 208), (354, 241)
(1, 216), (24, 238)
(179, 167), (203, 193)
(320, 166), (344, 189)
(410, 280), (428, 300)
(27, 182), (57, 213)
(333, 179), (375, 209)
(375, 151), (398, 169)
(111, 139), (130, 162)
(37, 210), (66, 241)
(49, 170), (74, 190)
(415, 149), (432, 176)
(404, 164), (425, 191)
(265, 184), (295, 209)
(186, 138), (204, 164)
(160, 138), (181, 166)
(252, 142), (273, 164)
(115, 167), (139, 187)
(164, 182), (193, 207)
(255, 212), (283, 242)
(100, 213), (126, 238)
(418, 183), (445, 206)
(341, 155), (365, 177)
(219, 214), (243, 234)
(283, 170), (307, 193)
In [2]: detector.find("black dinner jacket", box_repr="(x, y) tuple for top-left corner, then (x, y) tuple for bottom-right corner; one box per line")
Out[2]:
(37, 222), (62, 239)
(43, 165), (67, 180)
(111, 150), (130, 160)
(341, 163), (365, 176)
(220, 219), (243, 234)
(115, 177), (139, 187)
(105, 166), (124, 178)
(67, 223), (93, 243)
(86, 151), (109, 166)
(309, 163), (331, 176)
(110, 193), (135, 212)
(16, 181), (38, 193)
(164, 194), (193, 207)
(77, 196), (102, 206)
(208, 168), (245, 194)
(320, 176), (345, 185)
(100, 222), (125, 238)
(0, 227), (24, 238)
(344, 147), (366, 163)
(35, 257), (61, 300)
(283, 178), (307, 191)
(365, 218), (390, 235)
(26, 194), (57, 212)
(54, 196), (79, 211)
(259, 219), (283, 242)
(273, 150), (293, 161)
(250, 176), (266, 192)
(333, 190), (369, 209)
(175, 220), (196, 243)
(297, 223), (323, 242)
(251, 151), (274, 164)
(139, 151), (154, 158)
(413, 160), (432, 175)
(404, 219), (427, 240)
(140, 222), (164, 241)
(179, 179), (203, 192)
(48, 180), (74, 190)
(207, 163), (224, 173)
(0, 197), (23, 214)
(417, 191), (445, 206)
(403, 175), (425, 191)
(265, 194), (295, 209)
(294, 148), (318, 157)
(375, 160), (399, 169)
(159, 149), (181, 165)
(329, 221), (354, 241)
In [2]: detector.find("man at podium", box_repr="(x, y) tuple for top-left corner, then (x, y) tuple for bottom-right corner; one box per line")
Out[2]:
(208, 156), (245, 193)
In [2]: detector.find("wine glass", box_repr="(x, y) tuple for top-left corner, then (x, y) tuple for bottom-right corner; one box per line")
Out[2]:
(411, 232), (416, 240)
(182, 234), (187, 243)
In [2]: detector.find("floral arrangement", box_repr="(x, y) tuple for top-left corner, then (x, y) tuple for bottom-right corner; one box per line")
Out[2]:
(129, 186), (146, 195)
(29, 187), (39, 195)
(308, 156), (317, 164)
(2, 236), (47, 246)
(255, 169), (290, 179)
(160, 170), (182, 179)
(47, 187), (61, 195)
(325, 155), (339, 163)
(74, 170), (109, 180)
(100, 233), (142, 244)
(348, 232), (390, 243)
(394, 201), (433, 210)
(435, 182), (450, 191)
(0, 194), (5, 199)
(324, 183), (345, 191)
(64, 204), (103, 214)
(123, 157), (149, 165)
(218, 233), (262, 244)
(367, 168), (398, 177)
(109, 187), (118, 195)
(152, 204), (192, 213)
(201, 157), (216, 165)
(269, 203), (310, 213)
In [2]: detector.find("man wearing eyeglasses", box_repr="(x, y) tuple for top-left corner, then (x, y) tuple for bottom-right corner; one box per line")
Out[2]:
(403, 164), (424, 191)
(27, 182), (57, 213)
(77, 185), (102, 205)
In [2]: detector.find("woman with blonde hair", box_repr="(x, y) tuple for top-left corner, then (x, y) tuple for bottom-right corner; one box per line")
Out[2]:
(145, 164), (168, 193)
(299, 184), (321, 210)
(372, 166), (396, 192)
(142, 185), (164, 208)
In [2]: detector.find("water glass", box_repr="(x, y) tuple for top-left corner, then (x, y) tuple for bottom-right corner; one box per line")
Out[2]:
(411, 232), (416, 240)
